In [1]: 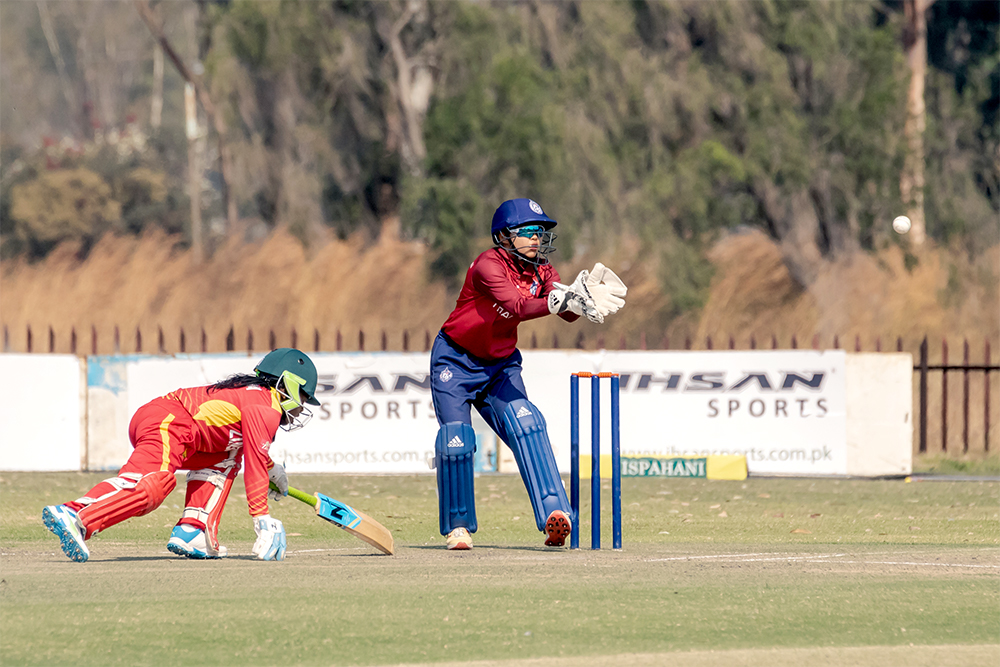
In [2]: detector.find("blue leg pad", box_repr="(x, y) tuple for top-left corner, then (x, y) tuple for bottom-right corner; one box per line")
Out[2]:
(501, 399), (570, 531)
(435, 422), (477, 535)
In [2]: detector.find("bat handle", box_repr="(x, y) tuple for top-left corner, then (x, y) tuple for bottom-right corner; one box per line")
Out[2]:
(270, 482), (318, 508)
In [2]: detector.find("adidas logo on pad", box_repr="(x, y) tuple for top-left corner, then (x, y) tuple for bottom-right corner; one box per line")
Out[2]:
(515, 406), (532, 418)
(447, 436), (464, 448)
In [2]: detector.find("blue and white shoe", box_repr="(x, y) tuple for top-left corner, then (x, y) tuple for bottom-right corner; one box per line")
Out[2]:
(167, 525), (227, 559)
(42, 505), (89, 563)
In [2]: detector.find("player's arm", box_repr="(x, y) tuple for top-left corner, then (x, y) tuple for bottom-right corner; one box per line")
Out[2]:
(241, 405), (283, 518)
(473, 258), (551, 321)
(241, 404), (288, 560)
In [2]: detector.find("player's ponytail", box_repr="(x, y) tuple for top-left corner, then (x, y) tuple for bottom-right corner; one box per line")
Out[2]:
(209, 373), (274, 394)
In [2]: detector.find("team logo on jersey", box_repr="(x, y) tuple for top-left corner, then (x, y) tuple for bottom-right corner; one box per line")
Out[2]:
(528, 200), (543, 215)
(530, 278), (540, 296)
(439, 368), (453, 383)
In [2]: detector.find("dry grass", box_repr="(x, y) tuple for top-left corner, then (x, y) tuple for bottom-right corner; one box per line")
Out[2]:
(0, 226), (450, 354)
(699, 229), (1000, 350)
(5, 227), (995, 355)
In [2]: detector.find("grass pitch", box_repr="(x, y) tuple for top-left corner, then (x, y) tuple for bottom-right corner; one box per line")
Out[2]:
(1, 472), (997, 667)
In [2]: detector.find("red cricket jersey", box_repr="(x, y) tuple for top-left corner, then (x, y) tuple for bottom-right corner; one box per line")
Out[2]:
(159, 384), (283, 516)
(440, 248), (577, 361)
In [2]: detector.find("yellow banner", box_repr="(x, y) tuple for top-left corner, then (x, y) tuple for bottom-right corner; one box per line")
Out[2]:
(578, 454), (747, 480)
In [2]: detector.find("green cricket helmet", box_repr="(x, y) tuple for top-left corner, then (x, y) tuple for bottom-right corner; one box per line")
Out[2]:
(254, 348), (321, 409)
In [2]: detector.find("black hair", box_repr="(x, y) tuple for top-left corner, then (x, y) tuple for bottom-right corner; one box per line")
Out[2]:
(209, 373), (274, 394)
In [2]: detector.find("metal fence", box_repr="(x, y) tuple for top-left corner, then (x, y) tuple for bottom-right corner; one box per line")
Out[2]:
(0, 324), (921, 356)
(915, 337), (997, 454)
(4, 324), (997, 455)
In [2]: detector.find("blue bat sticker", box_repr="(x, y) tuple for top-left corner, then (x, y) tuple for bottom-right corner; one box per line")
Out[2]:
(316, 492), (362, 530)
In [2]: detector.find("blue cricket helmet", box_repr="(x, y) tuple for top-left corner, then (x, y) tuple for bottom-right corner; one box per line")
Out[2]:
(490, 198), (558, 266)
(490, 198), (557, 238)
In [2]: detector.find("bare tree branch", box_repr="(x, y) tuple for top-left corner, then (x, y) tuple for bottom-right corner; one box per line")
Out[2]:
(133, 0), (237, 233)
(36, 1), (81, 135)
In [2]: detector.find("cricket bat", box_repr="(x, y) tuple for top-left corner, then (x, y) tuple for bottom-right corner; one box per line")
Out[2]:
(272, 483), (395, 555)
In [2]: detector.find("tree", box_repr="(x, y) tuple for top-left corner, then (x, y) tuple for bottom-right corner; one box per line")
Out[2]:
(134, 0), (237, 236)
(901, 0), (936, 246)
(10, 167), (121, 253)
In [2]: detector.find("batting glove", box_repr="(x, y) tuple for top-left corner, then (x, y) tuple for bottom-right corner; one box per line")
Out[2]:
(252, 514), (287, 561)
(268, 463), (288, 501)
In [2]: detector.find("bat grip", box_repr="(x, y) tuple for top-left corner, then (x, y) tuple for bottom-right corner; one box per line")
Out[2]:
(270, 482), (318, 508)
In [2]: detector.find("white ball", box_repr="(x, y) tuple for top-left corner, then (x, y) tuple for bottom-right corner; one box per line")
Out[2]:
(892, 215), (911, 234)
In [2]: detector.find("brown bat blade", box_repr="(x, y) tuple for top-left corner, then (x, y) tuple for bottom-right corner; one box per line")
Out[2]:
(278, 484), (394, 555)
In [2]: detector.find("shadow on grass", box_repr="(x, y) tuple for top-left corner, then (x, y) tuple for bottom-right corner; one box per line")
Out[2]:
(914, 452), (1000, 476)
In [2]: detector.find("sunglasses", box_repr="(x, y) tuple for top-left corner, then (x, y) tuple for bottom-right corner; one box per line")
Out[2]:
(512, 225), (547, 238)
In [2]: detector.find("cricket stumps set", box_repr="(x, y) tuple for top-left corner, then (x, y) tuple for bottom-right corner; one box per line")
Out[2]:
(570, 372), (622, 550)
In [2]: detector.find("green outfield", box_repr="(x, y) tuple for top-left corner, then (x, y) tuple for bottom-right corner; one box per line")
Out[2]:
(1, 472), (997, 667)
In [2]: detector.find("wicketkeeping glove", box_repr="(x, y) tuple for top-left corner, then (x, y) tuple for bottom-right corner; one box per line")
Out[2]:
(547, 269), (604, 323)
(252, 514), (287, 561)
(585, 263), (627, 317)
(267, 462), (288, 501)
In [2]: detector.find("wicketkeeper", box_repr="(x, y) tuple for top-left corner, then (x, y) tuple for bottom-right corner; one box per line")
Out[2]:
(43, 348), (321, 562)
(431, 198), (627, 549)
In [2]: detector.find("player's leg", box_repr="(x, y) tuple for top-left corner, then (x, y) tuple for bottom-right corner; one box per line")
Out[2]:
(43, 401), (187, 561)
(430, 333), (483, 549)
(166, 450), (241, 559)
(434, 422), (478, 549)
(478, 359), (572, 546)
(44, 468), (177, 562)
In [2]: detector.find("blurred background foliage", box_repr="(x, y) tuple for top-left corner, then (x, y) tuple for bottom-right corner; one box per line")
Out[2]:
(0, 0), (996, 315)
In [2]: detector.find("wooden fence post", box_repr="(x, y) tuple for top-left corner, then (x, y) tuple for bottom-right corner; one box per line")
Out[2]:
(941, 338), (948, 452)
(986, 339), (992, 452)
(918, 336), (928, 453)
(963, 339), (970, 453)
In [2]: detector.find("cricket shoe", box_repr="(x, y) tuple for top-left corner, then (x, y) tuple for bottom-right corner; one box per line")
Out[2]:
(42, 505), (90, 562)
(446, 527), (473, 550)
(167, 525), (228, 559)
(544, 510), (572, 547)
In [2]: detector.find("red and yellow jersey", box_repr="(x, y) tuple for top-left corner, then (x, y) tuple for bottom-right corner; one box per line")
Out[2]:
(161, 384), (283, 516)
